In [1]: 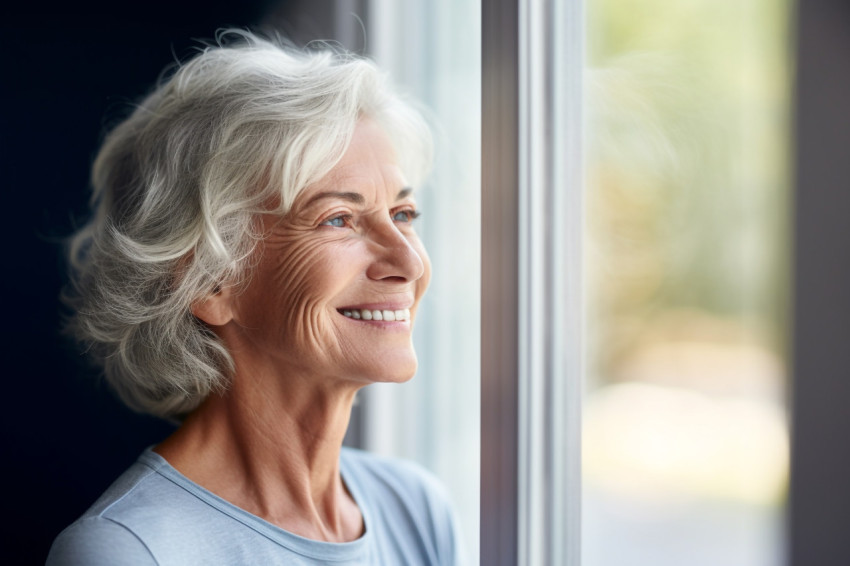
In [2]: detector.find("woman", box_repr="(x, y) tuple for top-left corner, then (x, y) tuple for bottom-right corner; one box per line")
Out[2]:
(47, 30), (463, 565)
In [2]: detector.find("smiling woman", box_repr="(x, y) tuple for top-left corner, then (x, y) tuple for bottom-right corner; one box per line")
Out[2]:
(47, 30), (463, 566)
(193, 120), (431, 392)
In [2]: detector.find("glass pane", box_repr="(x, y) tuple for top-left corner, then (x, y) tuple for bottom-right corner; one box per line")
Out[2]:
(583, 1), (792, 565)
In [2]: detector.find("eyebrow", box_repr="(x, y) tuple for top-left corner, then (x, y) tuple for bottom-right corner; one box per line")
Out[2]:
(304, 191), (365, 207)
(304, 187), (414, 208)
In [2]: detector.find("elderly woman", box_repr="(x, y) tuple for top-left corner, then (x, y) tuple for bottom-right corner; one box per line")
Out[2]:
(47, 31), (462, 565)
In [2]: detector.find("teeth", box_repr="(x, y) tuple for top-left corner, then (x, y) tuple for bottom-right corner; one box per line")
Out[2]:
(341, 308), (411, 322)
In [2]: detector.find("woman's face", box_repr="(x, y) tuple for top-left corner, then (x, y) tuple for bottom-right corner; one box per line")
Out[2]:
(226, 119), (431, 387)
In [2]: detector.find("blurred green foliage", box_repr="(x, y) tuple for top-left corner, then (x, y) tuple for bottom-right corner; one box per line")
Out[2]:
(585, 0), (793, 378)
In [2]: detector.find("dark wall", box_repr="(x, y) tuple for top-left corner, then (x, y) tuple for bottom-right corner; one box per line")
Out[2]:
(0, 1), (352, 563)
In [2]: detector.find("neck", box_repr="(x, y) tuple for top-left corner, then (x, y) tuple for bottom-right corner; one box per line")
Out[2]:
(155, 365), (364, 542)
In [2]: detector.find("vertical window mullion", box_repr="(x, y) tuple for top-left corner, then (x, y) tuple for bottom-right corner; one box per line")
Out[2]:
(481, 0), (520, 563)
(483, 0), (583, 565)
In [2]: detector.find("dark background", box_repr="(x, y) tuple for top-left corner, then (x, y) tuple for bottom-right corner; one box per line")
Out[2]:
(0, 1), (360, 563)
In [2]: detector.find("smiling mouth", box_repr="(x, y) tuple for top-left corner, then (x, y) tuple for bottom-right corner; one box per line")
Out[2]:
(338, 308), (411, 322)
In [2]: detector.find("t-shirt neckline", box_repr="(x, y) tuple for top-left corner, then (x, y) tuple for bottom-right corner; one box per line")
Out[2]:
(138, 446), (371, 562)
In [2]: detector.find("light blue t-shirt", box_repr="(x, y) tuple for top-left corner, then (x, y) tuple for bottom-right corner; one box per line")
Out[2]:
(47, 447), (464, 565)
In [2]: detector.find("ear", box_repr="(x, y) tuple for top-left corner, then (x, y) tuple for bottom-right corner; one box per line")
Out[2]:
(191, 286), (235, 327)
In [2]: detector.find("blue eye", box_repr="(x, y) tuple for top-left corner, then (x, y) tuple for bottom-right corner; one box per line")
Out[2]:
(392, 209), (421, 223)
(320, 215), (351, 228)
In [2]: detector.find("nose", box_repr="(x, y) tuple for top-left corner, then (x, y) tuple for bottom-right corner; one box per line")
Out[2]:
(365, 221), (427, 283)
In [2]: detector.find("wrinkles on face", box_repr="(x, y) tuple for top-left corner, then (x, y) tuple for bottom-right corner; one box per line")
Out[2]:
(232, 221), (349, 375)
(223, 119), (430, 390)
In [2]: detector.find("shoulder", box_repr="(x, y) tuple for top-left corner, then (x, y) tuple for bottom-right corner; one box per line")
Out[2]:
(46, 450), (205, 566)
(47, 516), (157, 566)
(58, 450), (190, 529)
(341, 446), (452, 508)
(341, 447), (465, 565)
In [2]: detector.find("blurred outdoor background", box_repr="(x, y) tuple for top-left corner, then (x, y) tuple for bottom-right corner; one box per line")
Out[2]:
(582, 0), (793, 564)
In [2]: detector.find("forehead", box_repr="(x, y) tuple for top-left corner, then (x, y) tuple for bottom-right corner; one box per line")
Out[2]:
(297, 120), (410, 204)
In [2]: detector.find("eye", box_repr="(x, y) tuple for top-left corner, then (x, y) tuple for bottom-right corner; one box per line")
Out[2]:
(319, 214), (352, 228)
(392, 208), (421, 223)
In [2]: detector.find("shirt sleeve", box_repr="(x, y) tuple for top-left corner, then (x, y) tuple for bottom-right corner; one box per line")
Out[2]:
(46, 516), (158, 566)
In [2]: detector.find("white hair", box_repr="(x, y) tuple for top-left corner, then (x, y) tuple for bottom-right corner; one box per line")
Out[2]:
(65, 30), (432, 420)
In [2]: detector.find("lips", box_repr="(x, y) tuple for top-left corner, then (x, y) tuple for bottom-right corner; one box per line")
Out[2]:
(338, 307), (412, 322)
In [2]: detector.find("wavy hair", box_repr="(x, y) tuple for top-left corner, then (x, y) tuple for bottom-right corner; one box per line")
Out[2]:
(64, 30), (432, 420)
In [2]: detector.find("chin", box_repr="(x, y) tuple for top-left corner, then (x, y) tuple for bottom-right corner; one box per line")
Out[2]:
(362, 351), (419, 385)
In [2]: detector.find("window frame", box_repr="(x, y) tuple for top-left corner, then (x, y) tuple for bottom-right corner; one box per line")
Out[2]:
(790, 1), (850, 564)
(482, 1), (584, 564)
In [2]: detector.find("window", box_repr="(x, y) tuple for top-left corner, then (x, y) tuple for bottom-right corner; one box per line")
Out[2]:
(583, 0), (792, 564)
(480, 0), (794, 564)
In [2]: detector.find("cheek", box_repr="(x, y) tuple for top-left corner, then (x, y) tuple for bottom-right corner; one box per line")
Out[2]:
(235, 236), (350, 350)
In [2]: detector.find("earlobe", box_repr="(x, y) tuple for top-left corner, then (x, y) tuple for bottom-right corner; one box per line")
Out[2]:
(191, 286), (235, 327)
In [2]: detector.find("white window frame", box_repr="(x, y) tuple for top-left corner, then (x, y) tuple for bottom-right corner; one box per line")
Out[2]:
(482, 1), (584, 564)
